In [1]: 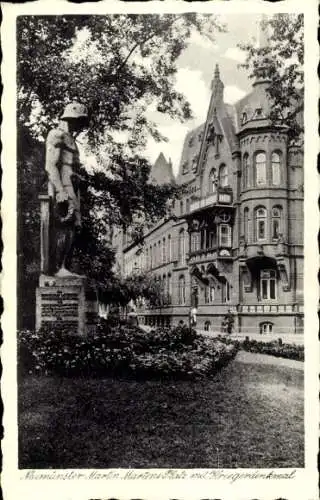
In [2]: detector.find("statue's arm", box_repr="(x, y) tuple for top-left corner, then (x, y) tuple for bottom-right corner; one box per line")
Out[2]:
(45, 130), (68, 202)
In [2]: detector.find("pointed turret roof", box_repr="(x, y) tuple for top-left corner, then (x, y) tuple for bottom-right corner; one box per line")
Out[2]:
(210, 63), (224, 104)
(149, 152), (175, 185)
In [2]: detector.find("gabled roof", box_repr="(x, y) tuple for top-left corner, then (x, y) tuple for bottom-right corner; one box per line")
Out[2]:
(176, 124), (204, 185)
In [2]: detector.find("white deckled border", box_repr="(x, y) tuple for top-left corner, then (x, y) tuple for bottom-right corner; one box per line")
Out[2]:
(1, 1), (318, 500)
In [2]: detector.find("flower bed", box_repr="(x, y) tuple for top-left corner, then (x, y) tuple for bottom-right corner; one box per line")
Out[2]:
(18, 324), (238, 380)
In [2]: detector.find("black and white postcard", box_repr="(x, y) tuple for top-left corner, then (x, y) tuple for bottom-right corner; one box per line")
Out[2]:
(1, 0), (318, 499)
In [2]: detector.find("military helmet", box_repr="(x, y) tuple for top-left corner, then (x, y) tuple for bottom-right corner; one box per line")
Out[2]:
(61, 102), (88, 121)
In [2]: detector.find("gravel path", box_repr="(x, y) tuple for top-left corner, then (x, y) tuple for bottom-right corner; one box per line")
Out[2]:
(236, 350), (304, 371)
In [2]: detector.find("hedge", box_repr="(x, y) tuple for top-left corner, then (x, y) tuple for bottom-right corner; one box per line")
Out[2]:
(213, 335), (304, 361)
(240, 337), (304, 361)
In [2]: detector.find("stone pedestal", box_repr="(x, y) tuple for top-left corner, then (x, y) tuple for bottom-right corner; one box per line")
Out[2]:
(36, 274), (98, 335)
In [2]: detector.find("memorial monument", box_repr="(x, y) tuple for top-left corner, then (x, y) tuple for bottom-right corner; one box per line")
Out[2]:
(36, 102), (98, 334)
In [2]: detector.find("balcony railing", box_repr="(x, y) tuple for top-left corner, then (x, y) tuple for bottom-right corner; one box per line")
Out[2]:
(190, 190), (233, 214)
(238, 304), (303, 314)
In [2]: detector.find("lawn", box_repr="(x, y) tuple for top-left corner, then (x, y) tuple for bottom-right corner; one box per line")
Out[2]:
(18, 353), (304, 468)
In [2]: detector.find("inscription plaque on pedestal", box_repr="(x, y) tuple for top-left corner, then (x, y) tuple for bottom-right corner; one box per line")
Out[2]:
(36, 275), (98, 335)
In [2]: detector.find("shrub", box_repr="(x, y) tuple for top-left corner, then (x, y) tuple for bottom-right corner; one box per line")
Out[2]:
(241, 338), (304, 361)
(18, 324), (239, 380)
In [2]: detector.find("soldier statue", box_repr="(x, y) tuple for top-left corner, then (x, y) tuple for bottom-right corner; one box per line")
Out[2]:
(45, 102), (89, 277)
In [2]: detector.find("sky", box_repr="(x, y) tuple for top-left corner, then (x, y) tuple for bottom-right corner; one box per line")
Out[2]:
(73, 14), (262, 174)
(145, 14), (261, 175)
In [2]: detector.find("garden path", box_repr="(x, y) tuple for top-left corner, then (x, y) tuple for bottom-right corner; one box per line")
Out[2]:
(236, 350), (304, 370)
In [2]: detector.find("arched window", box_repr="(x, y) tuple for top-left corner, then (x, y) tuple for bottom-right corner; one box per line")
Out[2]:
(242, 112), (247, 125)
(200, 227), (206, 249)
(153, 243), (157, 266)
(191, 278), (199, 308)
(167, 273), (172, 303)
(223, 281), (231, 303)
(271, 152), (281, 185)
(219, 224), (232, 247)
(186, 198), (190, 213)
(167, 234), (171, 262)
(272, 207), (282, 240)
(243, 153), (250, 188)
(158, 240), (161, 265)
(150, 245), (153, 269)
(255, 152), (266, 186)
(178, 229), (185, 264)
(219, 164), (228, 187)
(180, 200), (184, 215)
(178, 275), (186, 305)
(260, 269), (277, 300)
(191, 232), (200, 253)
(205, 284), (215, 303)
(162, 274), (167, 300)
(209, 284), (215, 302)
(162, 237), (166, 264)
(244, 207), (249, 242)
(209, 168), (217, 193)
(207, 228), (216, 249)
(255, 207), (267, 241)
(260, 322), (273, 334)
(204, 321), (211, 331)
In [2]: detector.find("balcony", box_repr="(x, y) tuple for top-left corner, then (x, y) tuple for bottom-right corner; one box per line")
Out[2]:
(190, 189), (233, 215)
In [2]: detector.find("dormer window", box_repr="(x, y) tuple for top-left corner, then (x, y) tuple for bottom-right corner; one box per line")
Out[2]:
(182, 161), (189, 174)
(254, 107), (263, 119)
(188, 136), (194, 148)
(207, 124), (215, 144)
(192, 155), (198, 172)
(198, 131), (203, 142)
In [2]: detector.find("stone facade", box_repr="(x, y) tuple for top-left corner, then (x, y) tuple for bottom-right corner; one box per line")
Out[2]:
(116, 64), (304, 335)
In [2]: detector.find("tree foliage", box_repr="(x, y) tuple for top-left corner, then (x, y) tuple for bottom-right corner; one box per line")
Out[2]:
(98, 271), (165, 308)
(17, 14), (223, 146)
(239, 14), (303, 143)
(17, 14), (223, 322)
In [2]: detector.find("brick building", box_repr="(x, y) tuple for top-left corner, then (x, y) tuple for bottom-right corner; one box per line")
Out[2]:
(115, 58), (304, 335)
